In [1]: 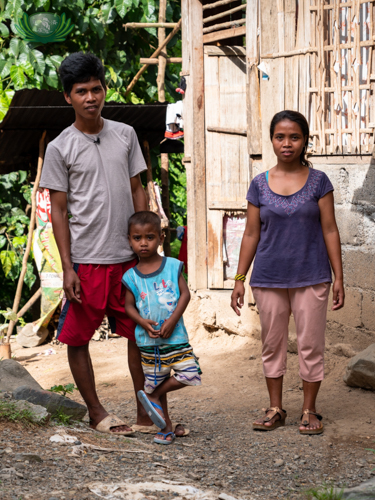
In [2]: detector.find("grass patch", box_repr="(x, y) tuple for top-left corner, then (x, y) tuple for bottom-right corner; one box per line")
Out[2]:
(0, 399), (39, 426)
(51, 409), (73, 426)
(304, 484), (344, 500)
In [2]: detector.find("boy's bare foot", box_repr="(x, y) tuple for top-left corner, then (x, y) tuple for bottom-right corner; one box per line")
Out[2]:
(154, 422), (174, 442)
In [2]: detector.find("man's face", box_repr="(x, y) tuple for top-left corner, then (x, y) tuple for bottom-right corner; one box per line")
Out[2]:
(64, 77), (106, 120)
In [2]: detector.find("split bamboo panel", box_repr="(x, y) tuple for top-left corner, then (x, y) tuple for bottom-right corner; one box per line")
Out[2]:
(309, 0), (375, 154)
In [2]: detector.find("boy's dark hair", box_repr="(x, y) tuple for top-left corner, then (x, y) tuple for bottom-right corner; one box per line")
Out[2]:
(128, 211), (161, 234)
(269, 110), (312, 168)
(59, 52), (106, 96)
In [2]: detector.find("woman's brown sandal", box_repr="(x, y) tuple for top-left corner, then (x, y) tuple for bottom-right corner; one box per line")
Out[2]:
(299, 409), (324, 435)
(253, 407), (287, 431)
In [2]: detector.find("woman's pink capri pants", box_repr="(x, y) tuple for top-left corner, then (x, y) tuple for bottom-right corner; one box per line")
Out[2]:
(252, 283), (330, 382)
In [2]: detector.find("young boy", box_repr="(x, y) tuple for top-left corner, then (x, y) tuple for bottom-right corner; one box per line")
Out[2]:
(122, 211), (202, 444)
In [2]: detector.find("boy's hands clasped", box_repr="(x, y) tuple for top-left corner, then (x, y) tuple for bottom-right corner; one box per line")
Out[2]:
(142, 318), (176, 339)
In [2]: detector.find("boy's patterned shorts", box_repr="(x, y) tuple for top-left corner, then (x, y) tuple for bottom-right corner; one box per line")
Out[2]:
(139, 343), (202, 394)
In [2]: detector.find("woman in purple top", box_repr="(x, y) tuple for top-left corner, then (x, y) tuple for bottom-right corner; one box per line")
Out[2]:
(231, 110), (344, 435)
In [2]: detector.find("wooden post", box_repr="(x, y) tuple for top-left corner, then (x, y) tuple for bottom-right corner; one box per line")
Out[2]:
(246, 0), (261, 156)
(182, 0), (207, 290)
(161, 153), (171, 256)
(157, 0), (167, 102)
(6, 131), (47, 343)
(143, 139), (159, 214)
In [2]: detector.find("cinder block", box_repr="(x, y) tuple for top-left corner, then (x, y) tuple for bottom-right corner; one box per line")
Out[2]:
(343, 250), (375, 290)
(362, 290), (375, 332)
(327, 286), (362, 328)
(335, 206), (364, 246)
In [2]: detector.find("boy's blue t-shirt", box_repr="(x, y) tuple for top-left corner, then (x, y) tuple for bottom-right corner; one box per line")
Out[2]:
(122, 257), (189, 347)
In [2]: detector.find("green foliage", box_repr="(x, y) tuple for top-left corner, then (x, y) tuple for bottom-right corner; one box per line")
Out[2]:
(48, 383), (78, 397)
(52, 409), (72, 425)
(304, 485), (344, 500)
(0, 171), (36, 285)
(0, 0), (182, 119)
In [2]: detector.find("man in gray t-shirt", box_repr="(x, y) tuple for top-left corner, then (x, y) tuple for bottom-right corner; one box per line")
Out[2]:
(39, 52), (152, 435)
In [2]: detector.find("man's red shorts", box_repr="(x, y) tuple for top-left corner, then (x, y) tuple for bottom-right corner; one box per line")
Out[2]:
(57, 260), (137, 346)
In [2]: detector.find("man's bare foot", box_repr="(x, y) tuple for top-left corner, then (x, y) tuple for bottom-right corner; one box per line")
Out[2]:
(174, 424), (186, 437)
(89, 408), (132, 433)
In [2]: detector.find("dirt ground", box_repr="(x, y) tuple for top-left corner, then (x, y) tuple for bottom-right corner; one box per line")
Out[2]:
(1, 329), (374, 500)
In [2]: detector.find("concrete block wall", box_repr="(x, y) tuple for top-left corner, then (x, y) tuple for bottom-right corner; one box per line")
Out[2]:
(185, 156), (375, 355)
(315, 156), (375, 352)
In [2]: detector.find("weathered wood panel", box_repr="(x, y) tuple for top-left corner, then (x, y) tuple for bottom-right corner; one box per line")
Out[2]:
(182, 0), (207, 291)
(204, 47), (249, 288)
(246, 0), (261, 155)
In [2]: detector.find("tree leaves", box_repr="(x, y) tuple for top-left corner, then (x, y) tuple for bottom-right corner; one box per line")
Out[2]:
(1, 250), (16, 277)
(10, 64), (25, 88)
(115, 0), (132, 18)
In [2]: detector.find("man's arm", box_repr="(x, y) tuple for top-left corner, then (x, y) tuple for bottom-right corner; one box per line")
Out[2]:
(130, 174), (148, 212)
(49, 189), (82, 304)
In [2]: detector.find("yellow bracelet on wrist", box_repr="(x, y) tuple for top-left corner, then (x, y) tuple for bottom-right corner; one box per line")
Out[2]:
(235, 274), (246, 282)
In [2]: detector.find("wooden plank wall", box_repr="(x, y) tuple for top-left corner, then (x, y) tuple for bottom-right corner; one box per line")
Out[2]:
(181, 0), (207, 291)
(259, 1), (311, 170)
(204, 47), (248, 288)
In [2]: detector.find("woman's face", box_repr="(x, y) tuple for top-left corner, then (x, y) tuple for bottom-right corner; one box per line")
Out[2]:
(271, 119), (307, 163)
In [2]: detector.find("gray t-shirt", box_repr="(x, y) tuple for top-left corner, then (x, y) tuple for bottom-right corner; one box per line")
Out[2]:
(40, 118), (147, 264)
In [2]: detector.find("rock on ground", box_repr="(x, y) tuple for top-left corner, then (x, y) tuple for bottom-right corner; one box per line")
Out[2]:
(16, 324), (49, 348)
(339, 477), (375, 499)
(0, 359), (42, 392)
(12, 400), (50, 424)
(343, 343), (375, 390)
(12, 385), (87, 420)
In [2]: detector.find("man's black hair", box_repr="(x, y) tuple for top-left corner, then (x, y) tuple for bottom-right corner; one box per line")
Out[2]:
(128, 211), (162, 234)
(59, 52), (106, 96)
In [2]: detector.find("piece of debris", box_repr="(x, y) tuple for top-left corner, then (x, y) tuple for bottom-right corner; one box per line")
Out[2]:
(0, 359), (43, 392)
(87, 481), (246, 500)
(12, 385), (87, 419)
(50, 434), (78, 444)
(37, 348), (56, 356)
(343, 343), (375, 390)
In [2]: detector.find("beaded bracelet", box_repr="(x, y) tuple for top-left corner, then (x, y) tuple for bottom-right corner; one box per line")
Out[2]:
(234, 274), (246, 282)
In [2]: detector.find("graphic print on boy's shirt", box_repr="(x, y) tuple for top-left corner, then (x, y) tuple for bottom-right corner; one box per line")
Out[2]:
(136, 278), (182, 331)
(122, 257), (189, 346)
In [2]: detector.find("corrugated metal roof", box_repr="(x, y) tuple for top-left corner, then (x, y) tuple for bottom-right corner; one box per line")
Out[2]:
(0, 89), (169, 174)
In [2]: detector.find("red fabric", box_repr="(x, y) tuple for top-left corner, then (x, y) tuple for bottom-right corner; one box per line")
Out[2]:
(178, 226), (188, 274)
(57, 260), (137, 346)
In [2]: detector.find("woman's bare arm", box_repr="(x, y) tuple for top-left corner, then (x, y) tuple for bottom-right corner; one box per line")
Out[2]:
(230, 202), (261, 316)
(318, 191), (345, 310)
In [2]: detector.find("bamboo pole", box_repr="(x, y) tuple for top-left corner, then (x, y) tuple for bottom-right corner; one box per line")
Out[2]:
(125, 19), (182, 96)
(140, 57), (182, 64)
(203, 18), (246, 34)
(157, 0), (167, 102)
(203, 4), (246, 24)
(124, 22), (178, 28)
(16, 288), (42, 320)
(202, 0), (237, 11)
(6, 131), (46, 343)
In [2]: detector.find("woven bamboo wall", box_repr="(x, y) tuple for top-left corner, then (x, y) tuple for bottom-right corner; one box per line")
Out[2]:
(309, 0), (375, 154)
